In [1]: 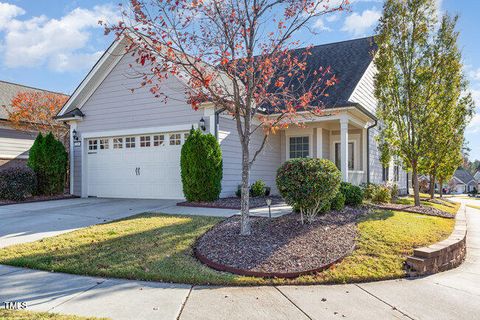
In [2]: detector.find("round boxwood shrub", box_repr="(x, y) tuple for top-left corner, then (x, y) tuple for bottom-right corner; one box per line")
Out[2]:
(250, 179), (267, 197)
(0, 166), (37, 201)
(340, 182), (364, 206)
(276, 158), (341, 224)
(181, 128), (223, 202)
(28, 132), (68, 195)
(330, 191), (346, 211)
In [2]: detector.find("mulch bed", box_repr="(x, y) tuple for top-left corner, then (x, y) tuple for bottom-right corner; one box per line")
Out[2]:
(178, 195), (285, 210)
(0, 194), (77, 206)
(194, 207), (368, 277)
(373, 203), (454, 219)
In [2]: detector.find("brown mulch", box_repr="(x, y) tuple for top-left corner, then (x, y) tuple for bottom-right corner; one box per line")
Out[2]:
(373, 203), (454, 219)
(195, 207), (368, 276)
(178, 196), (284, 210)
(0, 194), (76, 206)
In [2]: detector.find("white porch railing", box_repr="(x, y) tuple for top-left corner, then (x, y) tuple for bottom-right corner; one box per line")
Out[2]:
(348, 171), (366, 185)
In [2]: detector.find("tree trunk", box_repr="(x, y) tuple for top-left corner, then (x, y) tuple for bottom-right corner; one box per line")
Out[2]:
(429, 174), (435, 199)
(439, 178), (444, 198)
(412, 163), (421, 206)
(240, 143), (251, 236)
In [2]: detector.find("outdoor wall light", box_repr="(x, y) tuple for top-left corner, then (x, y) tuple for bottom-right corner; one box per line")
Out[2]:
(72, 129), (79, 141)
(266, 197), (272, 219)
(199, 117), (206, 131)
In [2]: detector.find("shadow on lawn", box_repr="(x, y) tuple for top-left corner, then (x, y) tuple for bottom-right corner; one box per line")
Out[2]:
(0, 213), (236, 284)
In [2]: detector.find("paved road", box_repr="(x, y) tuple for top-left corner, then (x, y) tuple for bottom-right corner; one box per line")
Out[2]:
(0, 197), (479, 319)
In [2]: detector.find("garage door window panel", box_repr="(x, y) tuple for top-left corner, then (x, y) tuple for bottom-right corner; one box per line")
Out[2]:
(126, 137), (136, 148)
(153, 135), (164, 146)
(140, 136), (151, 147)
(170, 133), (181, 145)
(99, 139), (109, 150)
(113, 138), (123, 149)
(88, 140), (98, 151)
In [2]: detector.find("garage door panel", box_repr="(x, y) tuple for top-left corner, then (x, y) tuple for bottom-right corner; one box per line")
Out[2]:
(87, 132), (186, 199)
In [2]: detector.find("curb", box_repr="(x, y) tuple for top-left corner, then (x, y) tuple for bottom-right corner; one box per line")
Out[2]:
(406, 204), (467, 276)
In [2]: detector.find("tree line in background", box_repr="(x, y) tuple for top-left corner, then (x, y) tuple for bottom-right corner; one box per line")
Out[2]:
(375, 0), (475, 204)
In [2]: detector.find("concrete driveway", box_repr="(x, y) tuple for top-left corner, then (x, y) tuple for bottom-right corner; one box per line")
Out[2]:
(0, 198), (177, 248)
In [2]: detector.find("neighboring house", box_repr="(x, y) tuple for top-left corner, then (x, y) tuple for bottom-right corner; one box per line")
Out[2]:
(55, 36), (408, 200)
(0, 81), (67, 170)
(474, 171), (480, 187)
(448, 168), (477, 194)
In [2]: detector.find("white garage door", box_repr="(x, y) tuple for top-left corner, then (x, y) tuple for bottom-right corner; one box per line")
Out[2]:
(87, 131), (189, 199)
(456, 184), (465, 194)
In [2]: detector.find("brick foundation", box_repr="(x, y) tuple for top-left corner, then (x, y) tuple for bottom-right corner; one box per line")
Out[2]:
(406, 205), (467, 276)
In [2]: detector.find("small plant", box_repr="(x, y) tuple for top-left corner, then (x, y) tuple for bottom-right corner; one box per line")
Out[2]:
(371, 185), (392, 204)
(330, 191), (346, 211)
(235, 185), (242, 198)
(390, 183), (399, 201)
(276, 158), (341, 224)
(0, 167), (37, 201)
(250, 179), (267, 197)
(181, 128), (223, 201)
(340, 182), (364, 206)
(361, 183), (377, 200)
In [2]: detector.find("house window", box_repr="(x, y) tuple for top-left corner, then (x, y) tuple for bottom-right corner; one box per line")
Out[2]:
(184, 132), (190, 141)
(382, 166), (390, 182)
(99, 139), (109, 150)
(153, 135), (164, 146)
(394, 165), (400, 182)
(140, 136), (151, 147)
(289, 136), (309, 159)
(88, 140), (98, 151)
(334, 142), (354, 170)
(113, 137), (123, 149)
(125, 137), (136, 148)
(170, 133), (181, 145)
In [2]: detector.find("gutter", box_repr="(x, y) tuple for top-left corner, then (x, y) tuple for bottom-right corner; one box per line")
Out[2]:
(214, 107), (227, 139)
(366, 119), (378, 184)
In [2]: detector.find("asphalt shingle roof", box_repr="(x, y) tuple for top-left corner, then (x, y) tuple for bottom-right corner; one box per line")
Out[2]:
(261, 36), (377, 113)
(0, 80), (68, 120)
(454, 168), (476, 185)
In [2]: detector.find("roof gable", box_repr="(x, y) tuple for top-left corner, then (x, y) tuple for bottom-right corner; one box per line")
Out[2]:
(454, 168), (476, 185)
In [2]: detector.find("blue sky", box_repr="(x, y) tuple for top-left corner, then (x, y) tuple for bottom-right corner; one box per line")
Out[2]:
(1, 0), (479, 159)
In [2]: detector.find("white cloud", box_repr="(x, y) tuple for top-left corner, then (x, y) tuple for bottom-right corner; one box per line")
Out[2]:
(341, 8), (381, 36)
(0, 2), (24, 29)
(0, 2), (119, 72)
(313, 18), (332, 31)
(470, 68), (480, 81)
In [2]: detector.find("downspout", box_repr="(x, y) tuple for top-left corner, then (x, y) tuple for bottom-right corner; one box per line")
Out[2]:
(366, 119), (378, 185)
(214, 107), (227, 139)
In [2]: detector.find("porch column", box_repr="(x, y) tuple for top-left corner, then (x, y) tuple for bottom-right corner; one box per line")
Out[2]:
(340, 116), (349, 182)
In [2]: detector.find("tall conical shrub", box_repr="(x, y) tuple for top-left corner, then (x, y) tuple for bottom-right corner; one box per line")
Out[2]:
(180, 128), (223, 201)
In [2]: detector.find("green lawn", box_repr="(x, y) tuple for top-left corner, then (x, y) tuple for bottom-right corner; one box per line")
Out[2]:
(0, 211), (454, 286)
(0, 309), (106, 320)
(395, 196), (460, 215)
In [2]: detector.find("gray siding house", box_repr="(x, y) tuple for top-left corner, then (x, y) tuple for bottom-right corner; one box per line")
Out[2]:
(56, 36), (408, 200)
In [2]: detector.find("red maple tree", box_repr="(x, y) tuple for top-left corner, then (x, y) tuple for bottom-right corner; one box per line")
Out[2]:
(105, 0), (348, 234)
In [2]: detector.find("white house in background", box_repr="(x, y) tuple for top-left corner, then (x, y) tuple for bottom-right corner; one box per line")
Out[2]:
(55, 36), (408, 200)
(449, 168), (477, 194)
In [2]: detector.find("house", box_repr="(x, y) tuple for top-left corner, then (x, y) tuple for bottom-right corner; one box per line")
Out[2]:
(474, 171), (480, 186)
(55, 36), (408, 200)
(0, 81), (68, 170)
(448, 168), (477, 194)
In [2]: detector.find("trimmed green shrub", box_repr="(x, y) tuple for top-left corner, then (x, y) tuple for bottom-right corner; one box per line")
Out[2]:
(181, 128), (223, 202)
(390, 183), (399, 200)
(340, 182), (364, 206)
(361, 183), (377, 200)
(0, 167), (37, 201)
(371, 185), (392, 204)
(330, 191), (346, 211)
(250, 179), (267, 197)
(28, 132), (68, 195)
(235, 185), (242, 198)
(276, 158), (341, 224)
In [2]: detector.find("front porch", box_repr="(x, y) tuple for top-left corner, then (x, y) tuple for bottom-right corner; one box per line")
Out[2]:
(280, 112), (372, 185)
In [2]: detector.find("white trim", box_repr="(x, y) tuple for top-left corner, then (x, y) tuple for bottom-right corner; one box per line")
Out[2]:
(285, 128), (314, 160)
(69, 122), (77, 195)
(0, 154), (29, 160)
(316, 128), (322, 159)
(80, 124), (197, 139)
(55, 116), (83, 122)
(58, 35), (127, 116)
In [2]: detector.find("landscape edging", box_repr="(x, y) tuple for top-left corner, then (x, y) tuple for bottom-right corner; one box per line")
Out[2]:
(406, 204), (467, 276)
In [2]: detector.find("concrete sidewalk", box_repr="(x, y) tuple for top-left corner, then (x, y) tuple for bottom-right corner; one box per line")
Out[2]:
(1, 197), (479, 320)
